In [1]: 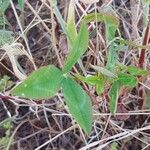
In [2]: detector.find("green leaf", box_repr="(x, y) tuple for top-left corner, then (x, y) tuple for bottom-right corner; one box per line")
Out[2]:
(18, 0), (25, 11)
(0, 30), (14, 46)
(62, 78), (93, 134)
(83, 74), (105, 95)
(117, 73), (137, 87)
(51, 0), (57, 6)
(11, 65), (64, 99)
(126, 66), (150, 76)
(0, 75), (13, 92)
(0, 0), (10, 13)
(118, 39), (149, 49)
(86, 75), (102, 85)
(84, 8), (119, 42)
(76, 74), (100, 85)
(109, 81), (119, 113)
(141, 0), (150, 26)
(84, 8), (119, 72)
(0, 13), (6, 26)
(109, 73), (137, 113)
(75, 74), (105, 95)
(146, 90), (150, 109)
(1, 119), (12, 129)
(95, 78), (105, 95)
(74, 74), (88, 83)
(84, 11), (119, 28)
(67, 0), (77, 45)
(106, 44), (119, 71)
(51, 0), (67, 35)
(63, 21), (89, 73)
(90, 65), (117, 78)
(110, 142), (118, 150)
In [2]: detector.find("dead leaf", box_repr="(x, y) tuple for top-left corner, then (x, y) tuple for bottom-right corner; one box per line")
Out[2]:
(2, 43), (35, 80)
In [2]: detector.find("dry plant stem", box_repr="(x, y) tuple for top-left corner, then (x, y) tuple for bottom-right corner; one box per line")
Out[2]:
(94, 3), (99, 63)
(139, 22), (150, 68)
(9, 0), (37, 70)
(14, 1), (45, 42)
(35, 125), (78, 150)
(25, 0), (51, 35)
(81, 125), (150, 150)
(42, 101), (52, 129)
(53, 111), (150, 116)
(76, 4), (91, 26)
(6, 120), (29, 150)
(110, 120), (149, 146)
(10, 129), (47, 148)
(130, 0), (140, 39)
(0, 62), (16, 76)
(138, 22), (150, 109)
(40, 0), (63, 68)
(0, 93), (15, 101)
(72, 66), (89, 91)
(79, 126), (88, 145)
(142, 144), (150, 150)
(63, 1), (69, 21)
(57, 93), (88, 145)
(75, 1), (87, 16)
(49, 0), (63, 68)
(101, 0), (113, 7)
(101, 114), (111, 140)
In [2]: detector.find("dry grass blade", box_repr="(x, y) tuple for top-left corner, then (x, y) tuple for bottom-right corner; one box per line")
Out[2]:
(2, 43), (35, 80)
(79, 0), (99, 4)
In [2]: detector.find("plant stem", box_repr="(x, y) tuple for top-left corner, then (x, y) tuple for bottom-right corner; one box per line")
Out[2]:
(138, 21), (150, 110)
(138, 22), (150, 68)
